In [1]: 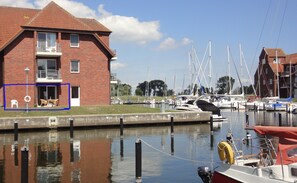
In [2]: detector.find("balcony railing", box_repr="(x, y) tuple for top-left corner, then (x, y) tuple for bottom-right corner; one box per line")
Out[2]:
(36, 69), (62, 83)
(36, 43), (62, 57)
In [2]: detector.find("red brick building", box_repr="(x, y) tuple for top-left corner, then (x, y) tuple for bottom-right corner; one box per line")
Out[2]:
(0, 1), (115, 108)
(254, 47), (297, 98)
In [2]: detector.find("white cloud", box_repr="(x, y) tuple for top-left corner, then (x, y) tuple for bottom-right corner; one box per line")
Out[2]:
(181, 37), (193, 45)
(34, 0), (97, 18)
(97, 5), (162, 45)
(111, 62), (126, 70)
(157, 37), (193, 51)
(0, 0), (34, 8)
(0, 0), (163, 45)
(157, 37), (177, 50)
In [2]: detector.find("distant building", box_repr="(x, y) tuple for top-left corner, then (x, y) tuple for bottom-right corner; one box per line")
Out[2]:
(254, 47), (297, 98)
(0, 1), (116, 108)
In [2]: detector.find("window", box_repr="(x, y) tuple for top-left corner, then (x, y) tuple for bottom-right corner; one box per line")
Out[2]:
(71, 60), (80, 73)
(70, 34), (79, 47)
(37, 59), (58, 78)
(37, 32), (56, 52)
(265, 68), (268, 74)
(269, 79), (273, 85)
(71, 87), (79, 99)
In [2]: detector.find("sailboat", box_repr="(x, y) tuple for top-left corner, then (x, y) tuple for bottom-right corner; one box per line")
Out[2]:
(212, 46), (246, 110)
(198, 126), (297, 183)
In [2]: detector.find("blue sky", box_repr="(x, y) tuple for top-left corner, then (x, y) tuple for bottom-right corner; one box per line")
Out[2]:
(2, 0), (297, 94)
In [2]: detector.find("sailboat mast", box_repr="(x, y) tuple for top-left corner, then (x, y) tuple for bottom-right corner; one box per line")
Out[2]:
(239, 44), (244, 94)
(276, 50), (280, 98)
(209, 41), (212, 93)
(227, 46), (231, 95)
(290, 58), (292, 97)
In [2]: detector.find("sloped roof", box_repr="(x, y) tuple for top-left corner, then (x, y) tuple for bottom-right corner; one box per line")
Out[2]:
(0, 6), (39, 51)
(24, 2), (92, 31)
(78, 18), (111, 33)
(264, 48), (286, 57)
(268, 62), (284, 73)
(285, 53), (297, 65)
(0, 1), (113, 56)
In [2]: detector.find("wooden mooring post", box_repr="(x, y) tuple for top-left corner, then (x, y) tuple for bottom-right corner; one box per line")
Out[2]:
(69, 118), (74, 140)
(170, 116), (174, 136)
(14, 121), (18, 142)
(135, 139), (142, 183)
(210, 116), (214, 147)
(120, 117), (124, 138)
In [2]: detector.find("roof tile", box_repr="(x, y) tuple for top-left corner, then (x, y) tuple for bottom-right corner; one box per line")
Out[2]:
(0, 1), (111, 51)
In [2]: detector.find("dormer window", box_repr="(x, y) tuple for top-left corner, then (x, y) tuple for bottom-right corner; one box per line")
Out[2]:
(70, 34), (79, 47)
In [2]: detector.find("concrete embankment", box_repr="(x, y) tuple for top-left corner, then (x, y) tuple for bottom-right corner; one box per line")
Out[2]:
(0, 111), (211, 131)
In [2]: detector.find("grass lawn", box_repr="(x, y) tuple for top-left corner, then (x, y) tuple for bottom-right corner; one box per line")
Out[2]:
(0, 104), (176, 118)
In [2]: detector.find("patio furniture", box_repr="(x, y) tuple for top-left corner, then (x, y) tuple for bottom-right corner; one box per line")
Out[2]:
(48, 99), (59, 106)
(40, 99), (48, 106)
(11, 100), (18, 108)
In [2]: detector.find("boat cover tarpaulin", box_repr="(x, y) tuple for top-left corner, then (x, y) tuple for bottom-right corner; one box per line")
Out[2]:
(254, 126), (297, 165)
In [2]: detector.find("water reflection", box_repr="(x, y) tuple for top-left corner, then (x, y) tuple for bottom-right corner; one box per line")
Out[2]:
(0, 110), (294, 182)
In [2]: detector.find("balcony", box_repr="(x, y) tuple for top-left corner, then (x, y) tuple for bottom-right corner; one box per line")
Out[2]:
(36, 43), (62, 57)
(36, 69), (62, 83)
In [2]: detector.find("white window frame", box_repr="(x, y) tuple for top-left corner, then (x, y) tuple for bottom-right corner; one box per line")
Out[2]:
(70, 34), (79, 47)
(70, 60), (80, 73)
(37, 32), (56, 51)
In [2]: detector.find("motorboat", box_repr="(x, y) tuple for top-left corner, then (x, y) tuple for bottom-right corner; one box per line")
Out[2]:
(212, 96), (246, 110)
(196, 100), (225, 120)
(198, 126), (297, 183)
(174, 95), (197, 106)
(175, 99), (201, 111)
(265, 97), (294, 112)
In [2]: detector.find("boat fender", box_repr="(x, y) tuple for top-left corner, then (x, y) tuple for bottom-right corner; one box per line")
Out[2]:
(197, 166), (213, 183)
(217, 141), (235, 164)
(226, 132), (233, 143)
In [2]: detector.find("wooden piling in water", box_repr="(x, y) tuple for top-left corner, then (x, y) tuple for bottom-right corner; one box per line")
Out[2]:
(120, 117), (124, 138)
(170, 116), (174, 136)
(135, 139), (142, 182)
(69, 118), (74, 140)
(14, 121), (18, 142)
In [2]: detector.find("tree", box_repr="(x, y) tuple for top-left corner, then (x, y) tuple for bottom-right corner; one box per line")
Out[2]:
(149, 80), (167, 96)
(216, 76), (235, 94)
(167, 89), (174, 96)
(111, 82), (132, 96)
(119, 83), (132, 96)
(135, 88), (143, 96)
(136, 80), (172, 97)
(243, 85), (254, 95)
(136, 81), (150, 96)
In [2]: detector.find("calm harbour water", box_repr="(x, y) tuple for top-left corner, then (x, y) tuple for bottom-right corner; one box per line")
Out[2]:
(0, 110), (297, 183)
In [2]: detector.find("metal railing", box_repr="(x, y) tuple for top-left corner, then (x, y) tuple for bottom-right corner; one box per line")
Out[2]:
(36, 43), (61, 53)
(36, 69), (61, 80)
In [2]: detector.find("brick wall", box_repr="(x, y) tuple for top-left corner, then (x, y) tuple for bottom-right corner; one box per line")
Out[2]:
(0, 31), (111, 107)
(61, 33), (111, 105)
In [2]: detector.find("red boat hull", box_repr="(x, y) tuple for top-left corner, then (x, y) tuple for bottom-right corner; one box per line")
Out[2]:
(212, 171), (242, 183)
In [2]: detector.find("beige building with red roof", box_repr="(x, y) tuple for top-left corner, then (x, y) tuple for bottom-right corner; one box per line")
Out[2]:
(0, 1), (116, 109)
(254, 47), (297, 98)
